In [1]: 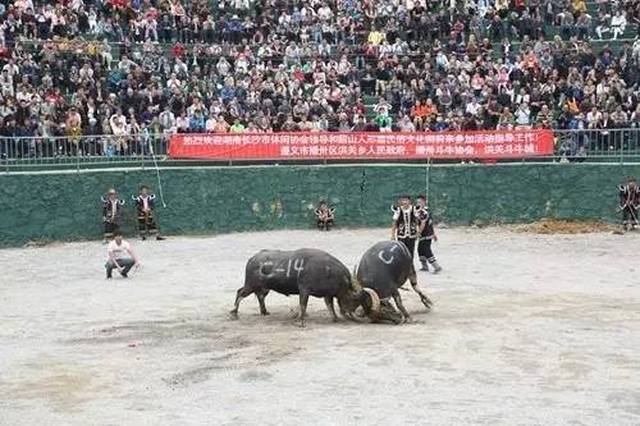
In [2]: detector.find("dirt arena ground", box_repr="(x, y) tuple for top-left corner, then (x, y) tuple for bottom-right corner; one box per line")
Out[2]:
(1, 228), (639, 425)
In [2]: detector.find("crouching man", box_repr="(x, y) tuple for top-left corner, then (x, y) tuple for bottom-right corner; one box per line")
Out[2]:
(105, 232), (141, 279)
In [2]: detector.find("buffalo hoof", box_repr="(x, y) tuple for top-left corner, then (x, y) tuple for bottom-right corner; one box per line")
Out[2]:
(260, 311), (271, 316)
(420, 296), (434, 310)
(388, 316), (403, 325)
(229, 311), (239, 320)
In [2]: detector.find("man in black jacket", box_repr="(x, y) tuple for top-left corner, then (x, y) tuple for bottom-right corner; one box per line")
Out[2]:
(619, 177), (640, 231)
(132, 185), (166, 240)
(391, 195), (419, 258)
(101, 188), (125, 242)
(416, 195), (442, 273)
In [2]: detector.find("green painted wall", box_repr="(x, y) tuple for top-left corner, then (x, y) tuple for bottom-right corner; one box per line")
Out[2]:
(0, 164), (636, 247)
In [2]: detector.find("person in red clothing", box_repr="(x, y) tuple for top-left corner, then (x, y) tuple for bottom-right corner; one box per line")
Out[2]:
(411, 100), (428, 129)
(109, 0), (126, 10)
(172, 42), (185, 60)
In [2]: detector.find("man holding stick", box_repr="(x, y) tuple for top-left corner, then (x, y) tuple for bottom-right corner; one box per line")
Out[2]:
(619, 177), (640, 231)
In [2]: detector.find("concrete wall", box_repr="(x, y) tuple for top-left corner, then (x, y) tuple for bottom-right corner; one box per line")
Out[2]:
(0, 164), (636, 247)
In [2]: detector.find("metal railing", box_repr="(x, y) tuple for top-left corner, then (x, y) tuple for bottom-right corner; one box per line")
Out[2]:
(0, 134), (169, 170)
(3, 129), (640, 171)
(553, 128), (640, 161)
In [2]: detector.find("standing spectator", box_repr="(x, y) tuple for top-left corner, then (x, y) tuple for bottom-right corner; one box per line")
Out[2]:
(109, 108), (128, 154)
(101, 188), (125, 242)
(611, 10), (627, 40)
(515, 103), (532, 127)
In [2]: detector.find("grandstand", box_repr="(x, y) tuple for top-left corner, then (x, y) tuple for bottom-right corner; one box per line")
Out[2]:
(2, 0), (640, 163)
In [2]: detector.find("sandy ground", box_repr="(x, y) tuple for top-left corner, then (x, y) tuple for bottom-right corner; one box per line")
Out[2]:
(0, 228), (639, 426)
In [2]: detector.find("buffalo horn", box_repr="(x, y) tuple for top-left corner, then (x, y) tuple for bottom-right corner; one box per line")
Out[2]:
(362, 288), (381, 315)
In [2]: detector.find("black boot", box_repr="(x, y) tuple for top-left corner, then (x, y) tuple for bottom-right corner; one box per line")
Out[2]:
(419, 256), (429, 271)
(156, 235), (166, 241)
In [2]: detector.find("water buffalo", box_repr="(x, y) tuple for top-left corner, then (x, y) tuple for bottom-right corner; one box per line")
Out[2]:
(355, 240), (433, 322)
(230, 248), (379, 327)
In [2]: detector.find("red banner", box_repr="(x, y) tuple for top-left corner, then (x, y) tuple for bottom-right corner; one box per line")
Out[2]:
(169, 130), (554, 160)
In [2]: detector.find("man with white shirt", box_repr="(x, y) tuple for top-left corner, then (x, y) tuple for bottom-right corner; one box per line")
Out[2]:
(515, 102), (531, 127)
(109, 109), (127, 136)
(105, 233), (140, 279)
(159, 107), (176, 134)
(465, 98), (481, 116)
(611, 10), (627, 40)
(205, 113), (217, 132)
(2, 59), (20, 78)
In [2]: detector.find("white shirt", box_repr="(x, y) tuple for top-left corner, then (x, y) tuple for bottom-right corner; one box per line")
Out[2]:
(515, 107), (531, 125)
(108, 240), (132, 261)
(109, 114), (127, 135)
(206, 118), (217, 132)
(611, 14), (626, 28)
(466, 102), (481, 116)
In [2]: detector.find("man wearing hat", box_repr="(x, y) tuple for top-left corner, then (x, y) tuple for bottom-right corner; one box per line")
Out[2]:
(132, 185), (165, 240)
(101, 188), (125, 242)
(391, 195), (419, 257)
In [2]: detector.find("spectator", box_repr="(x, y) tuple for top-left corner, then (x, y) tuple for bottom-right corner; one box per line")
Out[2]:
(230, 119), (245, 133)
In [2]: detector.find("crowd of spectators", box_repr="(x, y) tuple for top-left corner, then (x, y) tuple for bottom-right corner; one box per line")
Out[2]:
(2, 0), (640, 157)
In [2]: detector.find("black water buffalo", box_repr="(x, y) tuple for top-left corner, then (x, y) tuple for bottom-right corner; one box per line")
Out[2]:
(230, 248), (379, 326)
(356, 240), (433, 322)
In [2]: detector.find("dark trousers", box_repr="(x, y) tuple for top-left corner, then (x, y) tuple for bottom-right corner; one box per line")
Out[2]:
(398, 237), (416, 259)
(622, 206), (639, 225)
(317, 219), (334, 231)
(418, 237), (436, 263)
(104, 221), (120, 239)
(138, 213), (158, 235)
(105, 258), (135, 276)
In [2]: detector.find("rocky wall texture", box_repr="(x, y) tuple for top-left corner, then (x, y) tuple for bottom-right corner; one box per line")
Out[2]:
(0, 164), (636, 247)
